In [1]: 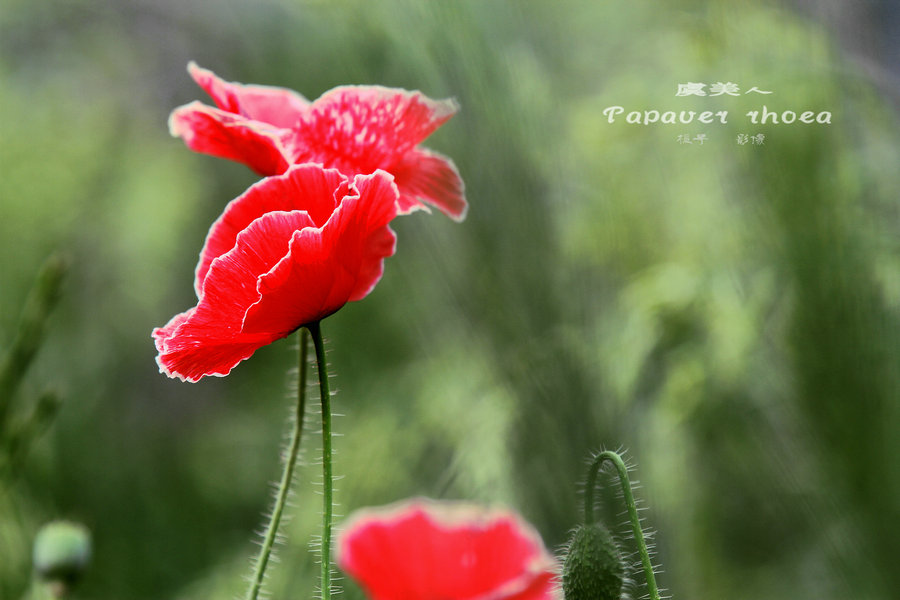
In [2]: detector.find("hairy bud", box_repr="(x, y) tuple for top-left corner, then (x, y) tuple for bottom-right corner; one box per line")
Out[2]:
(562, 522), (625, 600)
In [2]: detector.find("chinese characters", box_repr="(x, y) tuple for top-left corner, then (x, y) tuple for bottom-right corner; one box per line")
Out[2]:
(676, 82), (773, 96)
(677, 133), (765, 146)
(736, 133), (766, 145)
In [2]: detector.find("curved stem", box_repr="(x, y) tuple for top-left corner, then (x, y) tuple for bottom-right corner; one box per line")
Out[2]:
(245, 328), (309, 600)
(308, 321), (334, 600)
(586, 450), (660, 600)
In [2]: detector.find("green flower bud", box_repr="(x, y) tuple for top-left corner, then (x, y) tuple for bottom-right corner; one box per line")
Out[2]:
(33, 521), (91, 588)
(562, 522), (625, 600)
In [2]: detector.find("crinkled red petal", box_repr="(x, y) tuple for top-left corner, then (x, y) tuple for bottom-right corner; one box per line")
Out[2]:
(242, 171), (399, 333)
(155, 168), (400, 381)
(288, 85), (458, 180)
(169, 102), (291, 176)
(194, 165), (349, 295)
(337, 499), (559, 600)
(153, 306), (276, 383)
(153, 210), (315, 382)
(347, 222), (396, 302)
(174, 65), (466, 221)
(392, 147), (468, 220)
(187, 62), (309, 128)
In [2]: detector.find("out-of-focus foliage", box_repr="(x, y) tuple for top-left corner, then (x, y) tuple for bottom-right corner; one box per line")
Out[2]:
(1, 1), (898, 599)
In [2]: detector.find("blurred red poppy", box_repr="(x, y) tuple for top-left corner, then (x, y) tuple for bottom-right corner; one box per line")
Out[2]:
(170, 63), (467, 221)
(337, 499), (560, 600)
(153, 164), (399, 382)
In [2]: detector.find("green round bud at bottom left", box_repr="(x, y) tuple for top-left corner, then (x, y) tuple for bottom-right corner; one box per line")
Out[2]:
(33, 521), (92, 584)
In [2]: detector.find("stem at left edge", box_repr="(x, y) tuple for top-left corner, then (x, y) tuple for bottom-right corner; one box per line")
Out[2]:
(245, 328), (309, 600)
(308, 321), (334, 600)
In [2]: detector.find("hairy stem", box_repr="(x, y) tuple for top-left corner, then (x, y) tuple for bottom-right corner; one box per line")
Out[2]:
(245, 328), (309, 600)
(308, 321), (334, 600)
(586, 450), (660, 600)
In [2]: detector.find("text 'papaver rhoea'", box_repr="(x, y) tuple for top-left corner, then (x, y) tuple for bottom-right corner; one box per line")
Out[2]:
(153, 164), (399, 382)
(337, 499), (560, 600)
(170, 62), (467, 221)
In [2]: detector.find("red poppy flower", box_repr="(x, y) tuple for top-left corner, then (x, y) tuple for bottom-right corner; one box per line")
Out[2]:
(153, 164), (399, 382)
(337, 499), (560, 600)
(170, 62), (467, 221)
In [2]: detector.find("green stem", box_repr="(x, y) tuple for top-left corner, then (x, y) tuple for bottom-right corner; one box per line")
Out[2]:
(245, 328), (309, 600)
(586, 450), (660, 600)
(0, 253), (66, 431)
(308, 321), (334, 600)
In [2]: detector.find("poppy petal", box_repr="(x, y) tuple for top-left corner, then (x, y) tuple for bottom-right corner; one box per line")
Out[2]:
(194, 165), (349, 295)
(169, 101), (292, 176)
(242, 171), (399, 333)
(171, 65), (466, 221)
(187, 62), (310, 128)
(289, 86), (458, 180)
(347, 220), (397, 302)
(392, 147), (467, 220)
(337, 499), (559, 600)
(154, 210), (314, 382)
(331, 172), (401, 302)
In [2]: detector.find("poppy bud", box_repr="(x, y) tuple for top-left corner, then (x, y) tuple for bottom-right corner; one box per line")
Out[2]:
(33, 521), (91, 595)
(562, 522), (625, 600)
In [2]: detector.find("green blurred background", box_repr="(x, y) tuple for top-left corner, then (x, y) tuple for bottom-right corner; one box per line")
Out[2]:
(2, 1), (899, 598)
